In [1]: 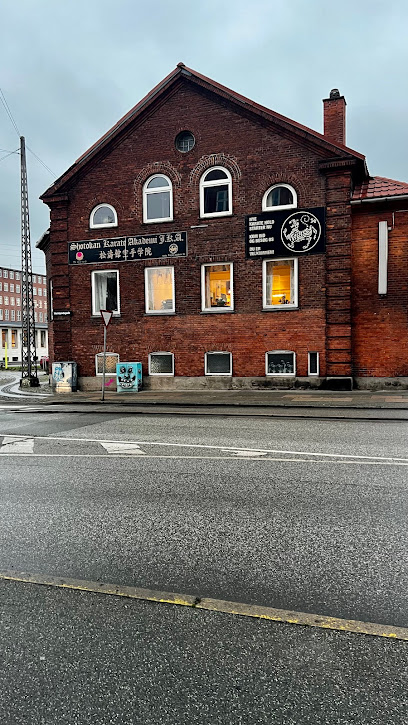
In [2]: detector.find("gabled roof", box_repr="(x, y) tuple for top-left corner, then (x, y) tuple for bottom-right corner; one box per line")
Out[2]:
(352, 175), (408, 203)
(41, 63), (366, 200)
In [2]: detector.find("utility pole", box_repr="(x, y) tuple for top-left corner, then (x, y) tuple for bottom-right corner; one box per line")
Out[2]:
(20, 136), (39, 388)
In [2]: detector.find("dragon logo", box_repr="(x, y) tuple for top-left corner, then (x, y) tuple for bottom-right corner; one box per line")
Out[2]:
(281, 212), (321, 253)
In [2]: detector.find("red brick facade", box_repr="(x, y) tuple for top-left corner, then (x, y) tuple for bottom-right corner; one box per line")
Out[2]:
(39, 66), (408, 389)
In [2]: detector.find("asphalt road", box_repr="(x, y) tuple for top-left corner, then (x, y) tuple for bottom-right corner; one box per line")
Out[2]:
(1, 578), (407, 725)
(0, 407), (407, 723)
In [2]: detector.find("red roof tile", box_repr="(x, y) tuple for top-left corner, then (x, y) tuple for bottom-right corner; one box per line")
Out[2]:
(353, 176), (408, 201)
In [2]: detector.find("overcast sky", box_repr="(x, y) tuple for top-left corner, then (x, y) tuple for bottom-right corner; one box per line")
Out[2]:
(1, 0), (408, 273)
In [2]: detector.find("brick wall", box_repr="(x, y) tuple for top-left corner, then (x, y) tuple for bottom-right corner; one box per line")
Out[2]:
(44, 80), (358, 381)
(352, 206), (408, 377)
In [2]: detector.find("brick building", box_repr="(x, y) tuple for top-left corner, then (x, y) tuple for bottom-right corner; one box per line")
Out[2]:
(0, 266), (48, 365)
(38, 65), (408, 390)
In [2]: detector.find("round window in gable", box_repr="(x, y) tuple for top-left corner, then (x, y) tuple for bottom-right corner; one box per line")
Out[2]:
(175, 131), (195, 153)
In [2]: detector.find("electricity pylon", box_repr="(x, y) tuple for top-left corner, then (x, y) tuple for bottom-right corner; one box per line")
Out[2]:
(20, 135), (39, 387)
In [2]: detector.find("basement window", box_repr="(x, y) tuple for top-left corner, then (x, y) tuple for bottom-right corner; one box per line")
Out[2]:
(308, 351), (319, 376)
(149, 352), (174, 376)
(266, 351), (296, 376)
(95, 352), (119, 376)
(205, 351), (232, 376)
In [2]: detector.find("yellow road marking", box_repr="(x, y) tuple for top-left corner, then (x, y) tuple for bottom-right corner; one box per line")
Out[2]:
(0, 571), (407, 641)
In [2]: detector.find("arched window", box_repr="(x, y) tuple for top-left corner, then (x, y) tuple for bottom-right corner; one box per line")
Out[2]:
(90, 204), (118, 228)
(143, 174), (173, 223)
(200, 167), (232, 218)
(262, 184), (297, 211)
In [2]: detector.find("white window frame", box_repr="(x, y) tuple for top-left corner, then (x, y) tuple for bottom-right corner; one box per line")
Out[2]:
(201, 262), (234, 313)
(49, 280), (53, 320)
(262, 257), (298, 310)
(262, 183), (297, 211)
(148, 352), (175, 376)
(200, 166), (232, 218)
(308, 351), (320, 376)
(265, 351), (296, 377)
(95, 352), (120, 376)
(144, 266), (175, 314)
(90, 203), (118, 229)
(205, 351), (232, 376)
(91, 269), (120, 316)
(143, 174), (173, 224)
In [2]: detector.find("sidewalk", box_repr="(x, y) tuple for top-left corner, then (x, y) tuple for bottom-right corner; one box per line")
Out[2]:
(45, 387), (408, 410)
(3, 370), (408, 414)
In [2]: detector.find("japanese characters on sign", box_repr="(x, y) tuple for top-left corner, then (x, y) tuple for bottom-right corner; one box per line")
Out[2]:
(68, 232), (187, 265)
(245, 207), (326, 258)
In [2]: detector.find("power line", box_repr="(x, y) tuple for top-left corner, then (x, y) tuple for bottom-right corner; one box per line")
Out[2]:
(27, 146), (55, 177)
(0, 88), (20, 137)
(0, 148), (19, 164)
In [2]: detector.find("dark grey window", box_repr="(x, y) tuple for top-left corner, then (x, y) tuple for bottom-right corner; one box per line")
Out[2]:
(205, 352), (232, 375)
(308, 351), (319, 375)
(175, 131), (195, 153)
(149, 353), (174, 375)
(266, 351), (295, 376)
(200, 167), (232, 217)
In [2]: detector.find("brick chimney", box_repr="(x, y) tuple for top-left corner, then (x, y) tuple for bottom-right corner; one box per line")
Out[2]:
(323, 89), (346, 146)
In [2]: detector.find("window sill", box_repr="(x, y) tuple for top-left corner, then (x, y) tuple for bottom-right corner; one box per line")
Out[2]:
(200, 212), (233, 220)
(201, 308), (234, 314)
(89, 224), (118, 230)
(263, 306), (299, 312)
(145, 311), (176, 316)
(91, 314), (121, 319)
(142, 218), (174, 225)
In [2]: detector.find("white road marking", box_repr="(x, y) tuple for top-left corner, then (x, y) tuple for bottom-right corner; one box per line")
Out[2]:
(99, 441), (146, 455)
(221, 448), (268, 457)
(0, 435), (34, 454)
(0, 432), (407, 465)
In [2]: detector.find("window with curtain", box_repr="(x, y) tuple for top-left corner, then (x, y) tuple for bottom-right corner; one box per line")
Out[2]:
(201, 263), (233, 311)
(263, 258), (298, 309)
(145, 267), (175, 313)
(92, 270), (120, 315)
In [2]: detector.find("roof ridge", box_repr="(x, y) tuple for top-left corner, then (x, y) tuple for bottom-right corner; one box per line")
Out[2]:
(42, 64), (366, 200)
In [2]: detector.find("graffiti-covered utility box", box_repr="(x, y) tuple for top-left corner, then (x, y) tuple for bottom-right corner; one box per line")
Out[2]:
(52, 362), (78, 393)
(116, 362), (142, 393)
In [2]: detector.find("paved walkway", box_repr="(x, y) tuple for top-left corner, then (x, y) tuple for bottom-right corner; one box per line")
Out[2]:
(2, 371), (408, 410)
